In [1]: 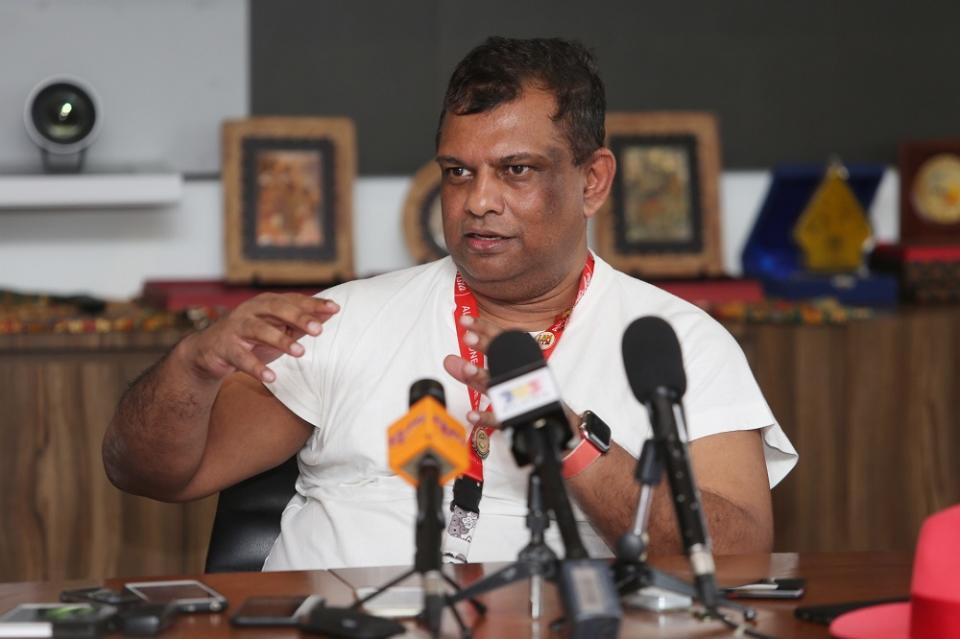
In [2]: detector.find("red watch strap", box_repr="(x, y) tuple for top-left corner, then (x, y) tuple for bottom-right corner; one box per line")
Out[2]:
(562, 437), (602, 479)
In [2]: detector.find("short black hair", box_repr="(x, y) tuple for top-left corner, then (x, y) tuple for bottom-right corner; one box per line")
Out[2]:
(437, 36), (606, 166)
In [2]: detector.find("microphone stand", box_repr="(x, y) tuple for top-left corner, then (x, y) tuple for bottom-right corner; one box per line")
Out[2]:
(447, 419), (621, 639)
(445, 468), (558, 618)
(352, 455), (486, 639)
(612, 439), (757, 623)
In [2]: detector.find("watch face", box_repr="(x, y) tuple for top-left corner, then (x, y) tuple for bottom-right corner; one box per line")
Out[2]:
(581, 411), (612, 452)
(912, 153), (960, 225)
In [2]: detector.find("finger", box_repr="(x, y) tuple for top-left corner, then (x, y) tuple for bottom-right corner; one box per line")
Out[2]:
(458, 315), (503, 353)
(295, 296), (340, 335)
(466, 409), (502, 430)
(240, 317), (305, 357)
(442, 354), (490, 396)
(227, 342), (276, 383)
(292, 294), (341, 320)
(253, 294), (338, 337)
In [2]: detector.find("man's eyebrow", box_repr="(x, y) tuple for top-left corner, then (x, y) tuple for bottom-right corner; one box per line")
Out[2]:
(500, 149), (563, 164)
(435, 155), (462, 165)
(500, 153), (541, 164)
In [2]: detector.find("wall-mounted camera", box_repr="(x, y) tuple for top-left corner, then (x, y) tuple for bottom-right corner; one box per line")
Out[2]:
(23, 77), (101, 173)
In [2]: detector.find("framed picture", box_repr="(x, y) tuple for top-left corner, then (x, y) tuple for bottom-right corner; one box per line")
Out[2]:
(402, 160), (447, 263)
(223, 117), (355, 284)
(899, 139), (960, 245)
(596, 112), (723, 278)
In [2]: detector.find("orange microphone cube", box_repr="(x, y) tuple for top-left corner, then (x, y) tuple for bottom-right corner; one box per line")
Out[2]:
(387, 396), (469, 487)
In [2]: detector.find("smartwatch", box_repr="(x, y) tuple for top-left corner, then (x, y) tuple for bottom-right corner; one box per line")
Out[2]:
(562, 410), (611, 479)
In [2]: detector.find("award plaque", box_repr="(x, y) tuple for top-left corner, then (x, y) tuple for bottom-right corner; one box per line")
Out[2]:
(793, 161), (871, 273)
(899, 140), (960, 245)
(742, 163), (898, 307)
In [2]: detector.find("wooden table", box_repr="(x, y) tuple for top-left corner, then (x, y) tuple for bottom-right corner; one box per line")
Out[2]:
(0, 552), (912, 638)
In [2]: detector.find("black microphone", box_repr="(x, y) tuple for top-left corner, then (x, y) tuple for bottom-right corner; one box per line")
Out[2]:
(487, 331), (621, 639)
(622, 316), (721, 609)
(487, 331), (574, 460)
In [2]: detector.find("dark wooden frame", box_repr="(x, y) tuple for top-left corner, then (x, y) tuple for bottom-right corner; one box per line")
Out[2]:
(223, 117), (355, 284)
(402, 160), (446, 263)
(898, 139), (960, 245)
(596, 112), (723, 278)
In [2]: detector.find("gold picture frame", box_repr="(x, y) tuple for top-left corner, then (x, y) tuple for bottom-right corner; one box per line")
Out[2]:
(596, 112), (723, 278)
(402, 160), (447, 263)
(223, 117), (355, 284)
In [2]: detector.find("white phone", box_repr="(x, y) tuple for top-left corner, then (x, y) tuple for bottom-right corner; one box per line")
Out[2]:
(124, 579), (228, 613)
(354, 586), (423, 618)
(0, 603), (116, 637)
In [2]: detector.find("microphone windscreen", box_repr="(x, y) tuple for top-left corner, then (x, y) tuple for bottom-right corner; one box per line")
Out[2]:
(488, 331), (543, 379)
(622, 316), (687, 402)
(409, 378), (446, 407)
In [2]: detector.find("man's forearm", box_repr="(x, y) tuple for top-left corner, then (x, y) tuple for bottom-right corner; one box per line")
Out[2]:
(102, 333), (222, 499)
(566, 443), (640, 548)
(567, 442), (773, 556)
(643, 485), (773, 555)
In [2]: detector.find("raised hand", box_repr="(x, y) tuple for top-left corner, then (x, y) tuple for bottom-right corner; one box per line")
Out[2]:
(443, 315), (579, 432)
(182, 293), (339, 384)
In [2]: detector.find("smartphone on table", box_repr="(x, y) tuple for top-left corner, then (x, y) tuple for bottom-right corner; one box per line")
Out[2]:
(0, 602), (117, 638)
(124, 579), (228, 613)
(723, 577), (806, 599)
(230, 595), (324, 627)
(60, 586), (141, 606)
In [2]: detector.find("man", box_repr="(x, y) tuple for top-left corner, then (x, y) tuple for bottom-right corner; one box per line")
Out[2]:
(103, 37), (796, 570)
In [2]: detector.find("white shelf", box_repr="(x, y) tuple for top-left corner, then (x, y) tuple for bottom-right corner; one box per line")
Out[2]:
(0, 170), (183, 209)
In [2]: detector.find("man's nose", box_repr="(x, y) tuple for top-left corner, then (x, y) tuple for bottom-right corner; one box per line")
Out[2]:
(465, 170), (504, 217)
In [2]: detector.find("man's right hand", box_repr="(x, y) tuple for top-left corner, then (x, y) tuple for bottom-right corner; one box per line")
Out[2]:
(180, 293), (340, 384)
(104, 292), (337, 501)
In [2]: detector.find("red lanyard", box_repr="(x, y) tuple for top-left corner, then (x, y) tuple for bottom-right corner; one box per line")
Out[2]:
(453, 253), (595, 482)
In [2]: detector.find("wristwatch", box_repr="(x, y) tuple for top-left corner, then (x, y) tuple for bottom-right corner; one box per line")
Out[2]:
(562, 410), (611, 479)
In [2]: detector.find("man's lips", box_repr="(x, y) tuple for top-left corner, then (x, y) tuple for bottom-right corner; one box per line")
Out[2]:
(463, 231), (514, 251)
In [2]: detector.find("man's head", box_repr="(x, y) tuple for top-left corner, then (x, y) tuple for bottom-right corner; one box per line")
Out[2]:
(435, 37), (616, 304)
(437, 37), (606, 167)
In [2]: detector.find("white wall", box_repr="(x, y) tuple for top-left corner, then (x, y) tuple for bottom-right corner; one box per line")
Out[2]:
(0, 170), (900, 299)
(0, 0), (247, 174)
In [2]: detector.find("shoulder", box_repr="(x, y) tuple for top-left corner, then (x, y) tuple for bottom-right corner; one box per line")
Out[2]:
(586, 255), (742, 370)
(592, 256), (730, 336)
(314, 258), (455, 310)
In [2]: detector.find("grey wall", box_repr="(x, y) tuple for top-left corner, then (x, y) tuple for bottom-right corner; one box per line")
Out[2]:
(0, 0), (247, 174)
(252, 0), (960, 175)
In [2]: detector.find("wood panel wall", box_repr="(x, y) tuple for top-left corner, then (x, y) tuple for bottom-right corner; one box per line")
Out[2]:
(1, 309), (958, 582)
(730, 307), (960, 553)
(0, 332), (216, 583)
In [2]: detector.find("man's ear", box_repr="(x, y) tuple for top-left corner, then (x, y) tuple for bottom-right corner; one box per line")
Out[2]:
(581, 147), (616, 220)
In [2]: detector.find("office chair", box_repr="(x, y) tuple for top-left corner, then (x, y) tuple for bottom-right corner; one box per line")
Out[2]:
(205, 456), (299, 573)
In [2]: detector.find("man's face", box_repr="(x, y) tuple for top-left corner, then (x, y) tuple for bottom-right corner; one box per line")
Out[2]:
(436, 87), (591, 300)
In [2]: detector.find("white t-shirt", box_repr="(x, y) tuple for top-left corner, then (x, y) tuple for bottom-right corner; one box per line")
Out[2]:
(262, 254), (797, 571)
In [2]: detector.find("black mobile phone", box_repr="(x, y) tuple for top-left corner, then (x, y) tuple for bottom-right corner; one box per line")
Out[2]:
(230, 595), (324, 627)
(794, 596), (910, 625)
(61, 586), (141, 606)
(723, 577), (806, 599)
(124, 579), (228, 613)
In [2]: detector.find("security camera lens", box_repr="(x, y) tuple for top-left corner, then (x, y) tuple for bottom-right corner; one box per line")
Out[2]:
(30, 82), (96, 145)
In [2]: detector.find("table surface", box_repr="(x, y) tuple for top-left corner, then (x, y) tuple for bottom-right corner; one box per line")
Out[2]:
(0, 552), (912, 638)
